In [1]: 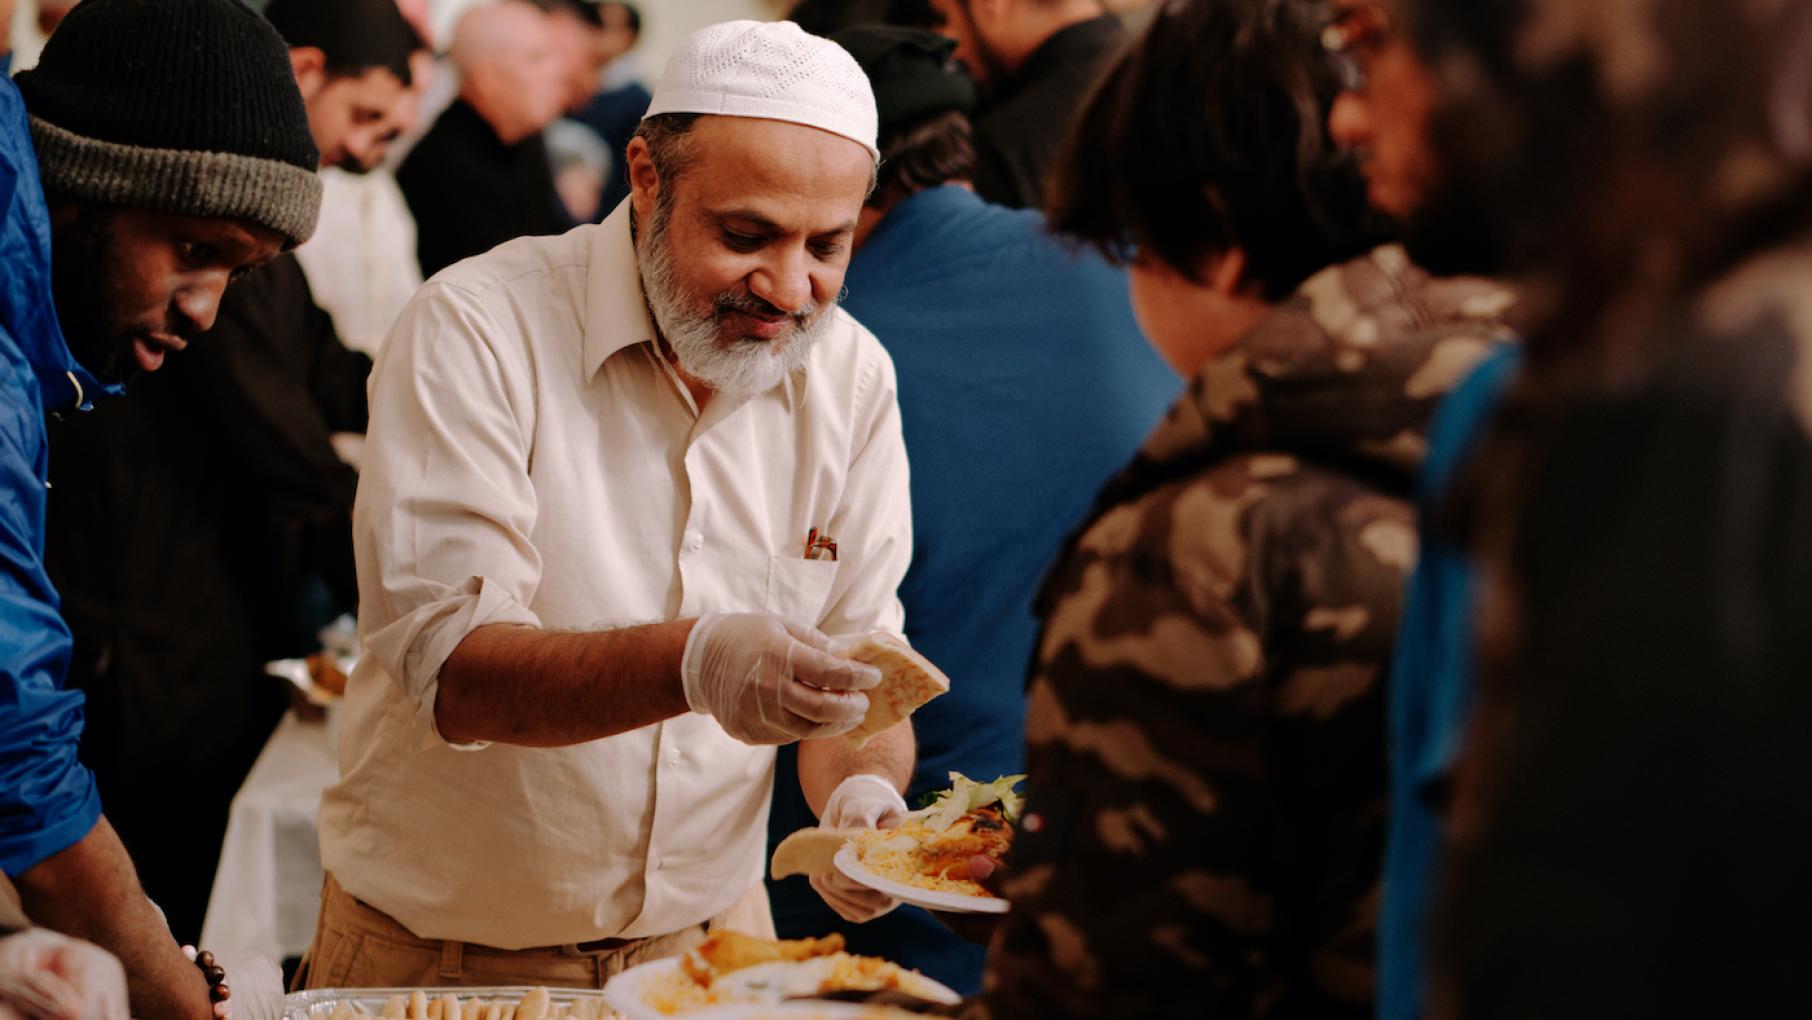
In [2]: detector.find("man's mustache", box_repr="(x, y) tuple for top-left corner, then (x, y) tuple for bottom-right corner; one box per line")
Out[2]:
(714, 290), (817, 326)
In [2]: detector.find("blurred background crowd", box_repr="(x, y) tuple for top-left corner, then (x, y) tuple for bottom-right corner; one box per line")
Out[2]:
(3, 0), (1811, 1018)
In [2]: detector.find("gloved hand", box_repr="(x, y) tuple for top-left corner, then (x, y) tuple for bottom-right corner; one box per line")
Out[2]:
(0, 928), (127, 1020)
(810, 774), (907, 924)
(211, 952), (281, 1020)
(682, 613), (881, 745)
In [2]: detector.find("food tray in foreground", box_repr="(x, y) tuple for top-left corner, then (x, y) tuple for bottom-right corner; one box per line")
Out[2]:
(285, 986), (618, 1020)
(604, 956), (957, 1020)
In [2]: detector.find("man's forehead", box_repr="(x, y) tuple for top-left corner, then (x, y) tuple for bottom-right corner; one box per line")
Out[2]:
(681, 115), (873, 211)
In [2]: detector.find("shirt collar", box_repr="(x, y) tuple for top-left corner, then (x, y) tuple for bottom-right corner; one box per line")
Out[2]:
(583, 198), (806, 413)
(582, 199), (658, 379)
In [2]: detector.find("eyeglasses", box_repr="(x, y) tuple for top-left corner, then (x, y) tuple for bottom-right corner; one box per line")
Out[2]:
(1321, 3), (1393, 92)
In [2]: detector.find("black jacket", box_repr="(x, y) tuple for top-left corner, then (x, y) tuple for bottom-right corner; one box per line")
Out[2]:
(970, 15), (1123, 209)
(43, 255), (369, 935)
(398, 99), (571, 276)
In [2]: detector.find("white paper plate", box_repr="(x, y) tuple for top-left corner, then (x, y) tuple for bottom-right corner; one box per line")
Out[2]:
(603, 956), (956, 1020)
(832, 846), (1008, 915)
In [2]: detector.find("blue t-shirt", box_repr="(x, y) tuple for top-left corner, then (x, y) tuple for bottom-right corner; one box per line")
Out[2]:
(1377, 344), (1519, 1020)
(766, 186), (1178, 993)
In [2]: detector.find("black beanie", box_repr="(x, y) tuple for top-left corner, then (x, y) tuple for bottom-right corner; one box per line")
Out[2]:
(264, 0), (425, 87)
(831, 26), (976, 136)
(15, 0), (323, 247)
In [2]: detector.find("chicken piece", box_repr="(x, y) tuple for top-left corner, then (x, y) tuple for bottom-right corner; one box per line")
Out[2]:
(918, 806), (1012, 876)
(681, 931), (846, 985)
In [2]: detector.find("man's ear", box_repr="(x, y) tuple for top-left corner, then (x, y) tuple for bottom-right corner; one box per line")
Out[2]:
(968, 0), (1010, 33)
(289, 47), (328, 100)
(1206, 247), (1249, 296)
(625, 136), (662, 222)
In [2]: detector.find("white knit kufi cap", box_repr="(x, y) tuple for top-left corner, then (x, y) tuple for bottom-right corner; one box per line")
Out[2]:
(643, 19), (880, 161)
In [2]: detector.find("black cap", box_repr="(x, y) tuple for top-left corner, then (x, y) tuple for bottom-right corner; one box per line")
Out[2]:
(16, 0), (322, 246)
(831, 26), (977, 135)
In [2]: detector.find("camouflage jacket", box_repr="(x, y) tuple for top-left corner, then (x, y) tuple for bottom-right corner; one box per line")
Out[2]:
(967, 248), (1514, 1019)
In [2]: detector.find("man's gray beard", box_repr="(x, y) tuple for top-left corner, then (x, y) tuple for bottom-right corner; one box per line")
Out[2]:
(636, 194), (836, 398)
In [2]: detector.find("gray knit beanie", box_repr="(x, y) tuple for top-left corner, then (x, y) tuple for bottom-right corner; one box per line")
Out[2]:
(15, 0), (324, 247)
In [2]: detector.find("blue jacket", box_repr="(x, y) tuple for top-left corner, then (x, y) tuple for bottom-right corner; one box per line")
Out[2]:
(0, 74), (117, 877)
(767, 185), (1178, 992)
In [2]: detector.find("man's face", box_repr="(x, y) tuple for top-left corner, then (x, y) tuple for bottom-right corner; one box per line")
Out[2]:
(1324, 0), (1440, 220)
(927, 0), (1007, 87)
(50, 207), (284, 384)
(482, 17), (570, 139)
(594, 5), (636, 66)
(629, 117), (873, 398)
(304, 66), (412, 171)
(550, 11), (603, 111)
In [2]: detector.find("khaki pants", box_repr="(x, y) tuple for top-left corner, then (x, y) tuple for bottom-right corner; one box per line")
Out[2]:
(295, 874), (775, 990)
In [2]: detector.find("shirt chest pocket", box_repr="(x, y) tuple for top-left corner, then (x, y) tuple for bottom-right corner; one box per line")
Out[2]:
(766, 556), (838, 627)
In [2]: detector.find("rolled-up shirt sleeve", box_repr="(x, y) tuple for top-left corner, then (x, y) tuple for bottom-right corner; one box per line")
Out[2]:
(353, 281), (544, 750)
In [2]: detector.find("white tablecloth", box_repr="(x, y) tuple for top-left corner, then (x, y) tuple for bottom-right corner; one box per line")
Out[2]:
(199, 709), (339, 960)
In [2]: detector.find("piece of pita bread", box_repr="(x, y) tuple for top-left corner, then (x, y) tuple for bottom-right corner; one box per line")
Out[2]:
(842, 633), (949, 748)
(770, 827), (866, 880)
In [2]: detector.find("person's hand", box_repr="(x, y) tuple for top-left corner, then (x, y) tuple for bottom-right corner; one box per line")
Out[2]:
(0, 928), (127, 1020)
(681, 613), (881, 745)
(933, 856), (1009, 945)
(211, 952), (281, 1020)
(810, 774), (907, 924)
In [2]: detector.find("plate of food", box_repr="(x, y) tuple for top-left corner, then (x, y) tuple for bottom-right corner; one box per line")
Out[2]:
(602, 931), (957, 1019)
(774, 774), (1021, 915)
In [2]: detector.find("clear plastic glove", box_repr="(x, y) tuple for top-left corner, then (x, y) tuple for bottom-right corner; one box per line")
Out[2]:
(810, 774), (907, 924)
(212, 952), (281, 1020)
(0, 928), (127, 1020)
(681, 613), (882, 745)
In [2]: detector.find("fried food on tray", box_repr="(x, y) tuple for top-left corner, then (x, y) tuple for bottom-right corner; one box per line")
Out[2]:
(340, 990), (608, 1020)
(681, 930), (845, 984)
(645, 930), (952, 1014)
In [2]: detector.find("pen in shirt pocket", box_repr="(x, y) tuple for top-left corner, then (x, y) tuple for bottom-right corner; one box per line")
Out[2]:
(803, 527), (838, 562)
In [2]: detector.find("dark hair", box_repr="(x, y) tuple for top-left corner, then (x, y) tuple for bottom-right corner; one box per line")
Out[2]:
(871, 109), (974, 206)
(602, 1), (641, 37)
(632, 113), (704, 183)
(535, 0), (603, 29)
(788, 0), (938, 35)
(1046, 0), (1387, 298)
(263, 0), (424, 88)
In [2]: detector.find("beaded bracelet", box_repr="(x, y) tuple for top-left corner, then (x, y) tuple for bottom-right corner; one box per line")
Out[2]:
(180, 946), (232, 1019)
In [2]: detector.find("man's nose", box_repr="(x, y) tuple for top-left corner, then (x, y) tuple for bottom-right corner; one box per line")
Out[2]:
(176, 273), (231, 335)
(1327, 91), (1372, 151)
(748, 248), (812, 315)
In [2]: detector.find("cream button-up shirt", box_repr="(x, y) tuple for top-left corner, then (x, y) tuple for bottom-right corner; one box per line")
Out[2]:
(316, 203), (912, 949)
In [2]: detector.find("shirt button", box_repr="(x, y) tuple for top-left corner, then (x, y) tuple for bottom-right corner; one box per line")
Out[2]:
(653, 856), (665, 872)
(668, 750), (683, 765)
(684, 532), (703, 551)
